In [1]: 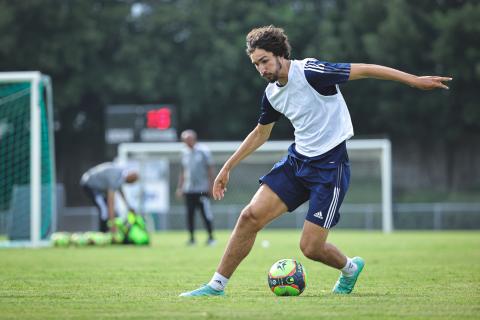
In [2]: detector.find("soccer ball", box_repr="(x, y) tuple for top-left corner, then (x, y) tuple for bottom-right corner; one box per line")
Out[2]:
(70, 232), (88, 247)
(51, 232), (71, 247)
(268, 259), (307, 296)
(85, 232), (111, 246)
(92, 232), (112, 246)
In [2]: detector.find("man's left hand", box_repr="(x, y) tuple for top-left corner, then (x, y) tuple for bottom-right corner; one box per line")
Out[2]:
(414, 76), (452, 90)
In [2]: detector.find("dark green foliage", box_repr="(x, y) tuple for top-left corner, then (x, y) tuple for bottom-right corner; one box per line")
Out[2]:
(1, 0), (477, 140)
(0, 1), (478, 201)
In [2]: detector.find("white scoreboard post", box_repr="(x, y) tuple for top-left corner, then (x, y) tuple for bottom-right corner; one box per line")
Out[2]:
(115, 158), (170, 219)
(106, 104), (176, 223)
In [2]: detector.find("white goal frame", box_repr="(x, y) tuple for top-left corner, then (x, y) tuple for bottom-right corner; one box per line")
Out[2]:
(0, 71), (56, 247)
(118, 139), (393, 233)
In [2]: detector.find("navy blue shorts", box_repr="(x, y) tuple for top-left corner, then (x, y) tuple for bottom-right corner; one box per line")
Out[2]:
(259, 142), (350, 229)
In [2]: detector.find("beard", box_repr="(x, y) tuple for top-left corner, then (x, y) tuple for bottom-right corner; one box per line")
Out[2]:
(263, 73), (279, 83)
(262, 57), (282, 83)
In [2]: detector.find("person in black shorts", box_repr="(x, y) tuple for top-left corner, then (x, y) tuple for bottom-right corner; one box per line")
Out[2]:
(176, 130), (216, 246)
(180, 25), (451, 297)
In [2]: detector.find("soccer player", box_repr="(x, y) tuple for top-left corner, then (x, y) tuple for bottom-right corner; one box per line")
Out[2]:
(176, 129), (216, 246)
(180, 25), (452, 297)
(80, 162), (139, 232)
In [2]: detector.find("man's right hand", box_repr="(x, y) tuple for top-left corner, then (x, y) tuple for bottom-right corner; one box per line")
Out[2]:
(212, 168), (230, 200)
(108, 219), (117, 233)
(175, 188), (183, 199)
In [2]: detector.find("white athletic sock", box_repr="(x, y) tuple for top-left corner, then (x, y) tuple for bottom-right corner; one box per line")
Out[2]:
(208, 272), (229, 291)
(341, 257), (358, 277)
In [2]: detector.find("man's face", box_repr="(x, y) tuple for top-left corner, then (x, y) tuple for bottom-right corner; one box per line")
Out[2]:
(125, 172), (139, 183)
(250, 49), (282, 83)
(182, 134), (196, 149)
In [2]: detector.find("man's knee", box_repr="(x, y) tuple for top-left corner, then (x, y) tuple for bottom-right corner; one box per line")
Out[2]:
(299, 237), (328, 261)
(299, 221), (331, 260)
(238, 205), (265, 232)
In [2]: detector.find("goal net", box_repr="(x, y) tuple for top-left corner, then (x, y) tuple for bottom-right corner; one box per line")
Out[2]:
(0, 72), (56, 247)
(117, 139), (392, 233)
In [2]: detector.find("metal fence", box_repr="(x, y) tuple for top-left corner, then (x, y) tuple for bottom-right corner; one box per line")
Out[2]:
(2, 202), (479, 234)
(149, 202), (480, 231)
(393, 203), (480, 230)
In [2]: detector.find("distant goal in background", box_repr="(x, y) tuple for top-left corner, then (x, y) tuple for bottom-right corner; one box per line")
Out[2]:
(117, 139), (392, 233)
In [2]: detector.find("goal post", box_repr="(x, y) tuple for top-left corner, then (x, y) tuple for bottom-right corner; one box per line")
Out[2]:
(348, 139), (392, 233)
(117, 139), (393, 233)
(0, 72), (56, 247)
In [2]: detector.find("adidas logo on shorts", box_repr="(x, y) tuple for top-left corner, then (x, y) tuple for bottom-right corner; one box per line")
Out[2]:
(313, 211), (323, 219)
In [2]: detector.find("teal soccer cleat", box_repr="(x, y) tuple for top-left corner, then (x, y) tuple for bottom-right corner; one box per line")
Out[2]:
(179, 284), (225, 297)
(332, 256), (365, 294)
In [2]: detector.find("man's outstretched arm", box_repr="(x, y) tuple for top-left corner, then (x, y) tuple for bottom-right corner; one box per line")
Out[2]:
(349, 63), (452, 90)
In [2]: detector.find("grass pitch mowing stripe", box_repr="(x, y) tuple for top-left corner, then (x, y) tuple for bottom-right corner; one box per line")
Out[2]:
(0, 230), (479, 319)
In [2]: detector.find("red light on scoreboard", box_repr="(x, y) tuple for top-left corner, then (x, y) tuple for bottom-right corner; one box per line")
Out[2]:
(146, 107), (171, 130)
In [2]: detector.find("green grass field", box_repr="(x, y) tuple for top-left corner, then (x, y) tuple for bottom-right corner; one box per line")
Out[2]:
(1, 230), (479, 319)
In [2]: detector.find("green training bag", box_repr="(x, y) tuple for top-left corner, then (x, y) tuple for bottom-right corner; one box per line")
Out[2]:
(111, 212), (150, 245)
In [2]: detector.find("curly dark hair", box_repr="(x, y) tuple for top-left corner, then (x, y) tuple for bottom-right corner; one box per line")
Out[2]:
(246, 25), (291, 59)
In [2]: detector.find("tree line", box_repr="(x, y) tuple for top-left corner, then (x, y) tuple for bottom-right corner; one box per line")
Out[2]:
(0, 0), (478, 202)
